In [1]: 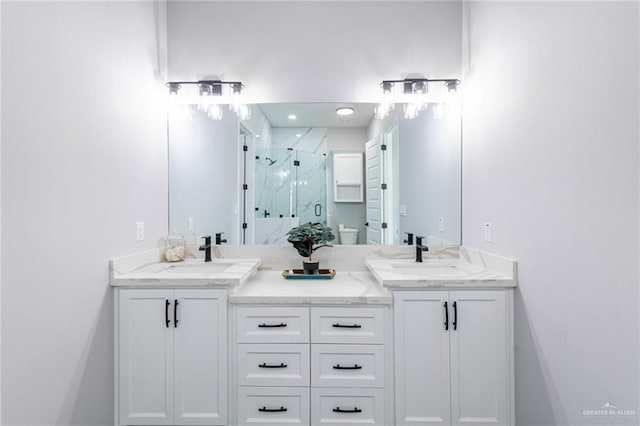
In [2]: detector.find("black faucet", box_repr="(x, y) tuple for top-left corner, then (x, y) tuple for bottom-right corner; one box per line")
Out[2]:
(403, 232), (414, 245)
(215, 232), (227, 245)
(199, 236), (212, 262)
(415, 235), (429, 262)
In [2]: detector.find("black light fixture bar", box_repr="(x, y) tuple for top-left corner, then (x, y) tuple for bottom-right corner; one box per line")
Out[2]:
(165, 79), (244, 94)
(380, 78), (461, 92)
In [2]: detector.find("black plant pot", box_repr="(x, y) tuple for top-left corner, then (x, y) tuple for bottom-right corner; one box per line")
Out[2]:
(302, 259), (320, 275)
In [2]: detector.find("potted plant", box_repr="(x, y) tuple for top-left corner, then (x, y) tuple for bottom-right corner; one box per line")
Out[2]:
(286, 222), (335, 274)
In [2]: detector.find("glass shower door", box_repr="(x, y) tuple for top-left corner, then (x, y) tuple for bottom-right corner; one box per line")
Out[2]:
(293, 150), (327, 225)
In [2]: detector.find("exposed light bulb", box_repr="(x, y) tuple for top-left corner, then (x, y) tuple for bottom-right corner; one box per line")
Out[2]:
(199, 83), (213, 96)
(167, 82), (181, 95)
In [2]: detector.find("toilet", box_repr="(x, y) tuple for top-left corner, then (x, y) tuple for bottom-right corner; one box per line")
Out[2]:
(338, 224), (358, 244)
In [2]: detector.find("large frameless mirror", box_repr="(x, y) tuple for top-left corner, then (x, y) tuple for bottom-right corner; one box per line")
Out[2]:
(168, 102), (461, 246)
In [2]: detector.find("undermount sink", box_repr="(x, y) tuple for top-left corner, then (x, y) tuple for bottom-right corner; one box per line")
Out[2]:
(364, 257), (505, 288)
(387, 263), (469, 277)
(112, 258), (262, 287)
(156, 262), (232, 275)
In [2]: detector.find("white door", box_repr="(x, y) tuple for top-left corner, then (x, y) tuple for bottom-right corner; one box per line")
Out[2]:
(174, 289), (228, 425)
(365, 137), (382, 244)
(449, 291), (510, 426)
(394, 291), (451, 426)
(119, 289), (174, 425)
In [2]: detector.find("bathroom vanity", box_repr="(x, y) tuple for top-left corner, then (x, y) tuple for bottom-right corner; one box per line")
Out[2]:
(110, 245), (516, 426)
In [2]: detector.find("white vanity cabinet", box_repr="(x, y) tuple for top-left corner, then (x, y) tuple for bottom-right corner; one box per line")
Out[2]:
(232, 305), (390, 426)
(393, 290), (514, 426)
(116, 288), (228, 426)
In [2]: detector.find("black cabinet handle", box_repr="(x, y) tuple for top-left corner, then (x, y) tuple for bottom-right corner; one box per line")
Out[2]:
(315, 203), (322, 217)
(333, 364), (362, 370)
(444, 301), (449, 331)
(332, 323), (362, 328)
(258, 323), (287, 328)
(453, 301), (458, 331)
(165, 299), (170, 328)
(258, 363), (287, 368)
(174, 299), (179, 328)
(333, 407), (362, 413)
(259, 406), (287, 412)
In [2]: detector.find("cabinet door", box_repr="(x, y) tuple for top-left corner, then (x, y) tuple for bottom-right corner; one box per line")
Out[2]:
(394, 291), (451, 426)
(173, 289), (227, 425)
(449, 291), (509, 426)
(119, 289), (174, 425)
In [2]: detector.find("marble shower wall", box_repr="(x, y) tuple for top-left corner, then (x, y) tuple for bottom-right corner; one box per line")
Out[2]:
(254, 127), (328, 243)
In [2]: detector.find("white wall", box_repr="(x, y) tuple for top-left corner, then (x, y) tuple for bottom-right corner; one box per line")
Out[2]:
(397, 104), (461, 243)
(462, 2), (639, 425)
(327, 127), (368, 243)
(167, 1), (462, 103)
(1, 2), (168, 425)
(169, 106), (240, 243)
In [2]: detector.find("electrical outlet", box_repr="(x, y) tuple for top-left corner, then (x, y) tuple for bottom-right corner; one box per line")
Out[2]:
(399, 205), (407, 217)
(484, 222), (492, 243)
(439, 217), (445, 232)
(136, 222), (144, 242)
(188, 216), (194, 232)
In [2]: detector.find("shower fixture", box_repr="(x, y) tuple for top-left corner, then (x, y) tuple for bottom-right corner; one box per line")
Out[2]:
(265, 157), (277, 166)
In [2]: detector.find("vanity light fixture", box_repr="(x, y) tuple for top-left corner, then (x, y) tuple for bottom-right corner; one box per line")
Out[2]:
(165, 79), (247, 120)
(336, 107), (355, 116)
(167, 82), (181, 95)
(376, 77), (461, 120)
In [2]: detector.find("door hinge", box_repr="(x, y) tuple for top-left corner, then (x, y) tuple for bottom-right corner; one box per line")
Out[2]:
(294, 160), (300, 166)
(243, 145), (248, 152)
(381, 144), (387, 151)
(242, 184), (248, 190)
(382, 222), (388, 229)
(242, 223), (248, 229)
(381, 183), (387, 190)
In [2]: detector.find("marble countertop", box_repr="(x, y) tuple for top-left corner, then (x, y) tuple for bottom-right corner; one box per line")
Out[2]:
(110, 256), (261, 288)
(365, 254), (517, 288)
(229, 270), (392, 304)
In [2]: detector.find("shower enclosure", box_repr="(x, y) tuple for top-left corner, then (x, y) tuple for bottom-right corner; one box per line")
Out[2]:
(254, 148), (327, 244)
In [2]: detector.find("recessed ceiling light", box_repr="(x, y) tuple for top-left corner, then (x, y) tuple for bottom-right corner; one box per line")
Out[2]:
(296, 134), (302, 138)
(288, 114), (297, 120)
(336, 107), (355, 116)
(256, 134), (261, 138)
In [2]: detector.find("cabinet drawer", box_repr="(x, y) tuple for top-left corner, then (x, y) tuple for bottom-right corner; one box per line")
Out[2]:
(237, 386), (310, 426)
(237, 343), (310, 387)
(311, 344), (384, 388)
(311, 388), (384, 426)
(311, 307), (384, 344)
(236, 306), (309, 343)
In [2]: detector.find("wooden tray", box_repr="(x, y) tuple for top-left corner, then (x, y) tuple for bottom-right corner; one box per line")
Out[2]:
(282, 269), (336, 279)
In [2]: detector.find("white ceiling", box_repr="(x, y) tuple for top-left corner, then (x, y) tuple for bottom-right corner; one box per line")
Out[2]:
(258, 103), (376, 128)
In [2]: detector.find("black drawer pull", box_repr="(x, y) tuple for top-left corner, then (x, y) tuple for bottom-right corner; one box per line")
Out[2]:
(453, 301), (458, 331)
(333, 407), (362, 413)
(332, 323), (361, 328)
(333, 364), (362, 370)
(258, 323), (287, 328)
(444, 301), (449, 331)
(165, 300), (170, 328)
(258, 363), (287, 369)
(259, 406), (287, 413)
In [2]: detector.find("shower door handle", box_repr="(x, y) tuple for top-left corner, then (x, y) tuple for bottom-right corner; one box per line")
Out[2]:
(315, 204), (322, 217)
